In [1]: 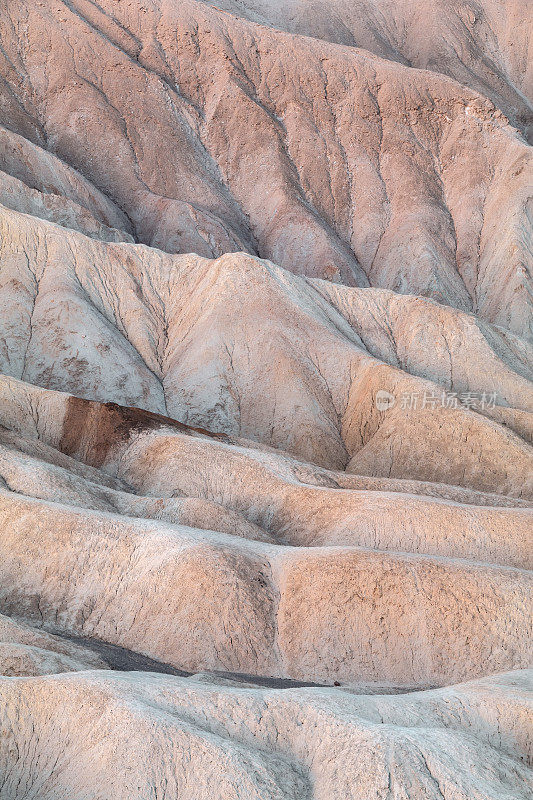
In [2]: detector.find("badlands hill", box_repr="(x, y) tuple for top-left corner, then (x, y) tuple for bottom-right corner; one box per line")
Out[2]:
(0, 0), (531, 798)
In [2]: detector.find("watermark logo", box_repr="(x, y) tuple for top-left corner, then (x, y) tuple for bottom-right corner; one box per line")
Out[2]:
(374, 389), (498, 412)
(375, 390), (396, 411)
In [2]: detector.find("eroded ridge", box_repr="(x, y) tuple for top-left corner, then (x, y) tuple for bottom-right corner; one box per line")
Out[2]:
(0, 0), (531, 333)
(0, 0), (531, 797)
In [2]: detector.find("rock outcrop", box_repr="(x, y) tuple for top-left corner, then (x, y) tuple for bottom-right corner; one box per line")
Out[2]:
(0, 670), (531, 799)
(0, 0), (531, 797)
(1, 0), (531, 334)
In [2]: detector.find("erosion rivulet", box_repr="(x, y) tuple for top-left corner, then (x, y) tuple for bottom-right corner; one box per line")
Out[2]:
(0, 1), (531, 798)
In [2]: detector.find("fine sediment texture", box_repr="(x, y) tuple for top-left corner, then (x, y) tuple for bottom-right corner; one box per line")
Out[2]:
(0, 0), (531, 797)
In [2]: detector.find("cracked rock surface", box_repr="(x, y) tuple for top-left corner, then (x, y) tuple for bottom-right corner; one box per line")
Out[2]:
(0, 0), (531, 798)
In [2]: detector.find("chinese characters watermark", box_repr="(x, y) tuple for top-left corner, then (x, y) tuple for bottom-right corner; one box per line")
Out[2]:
(375, 389), (498, 412)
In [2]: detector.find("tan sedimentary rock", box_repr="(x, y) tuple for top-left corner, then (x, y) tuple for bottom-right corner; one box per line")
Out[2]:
(0, 212), (531, 492)
(0, 670), (531, 799)
(203, 0), (533, 141)
(0, 0), (531, 796)
(0, 613), (108, 676)
(0, 0), (531, 333)
(0, 124), (132, 235)
(0, 483), (531, 685)
(0, 379), (530, 687)
(0, 169), (133, 243)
